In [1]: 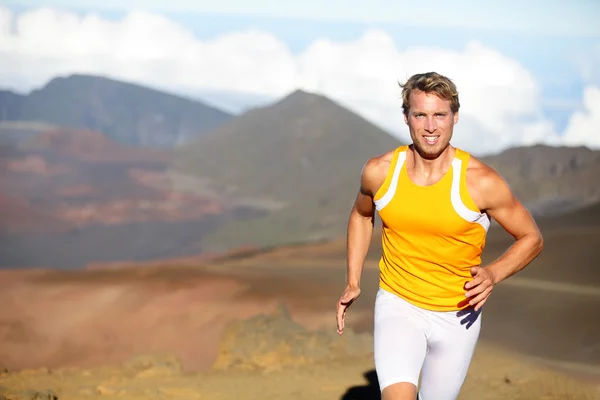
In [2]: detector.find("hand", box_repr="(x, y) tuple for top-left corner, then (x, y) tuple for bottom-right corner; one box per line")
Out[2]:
(336, 285), (361, 335)
(464, 266), (495, 311)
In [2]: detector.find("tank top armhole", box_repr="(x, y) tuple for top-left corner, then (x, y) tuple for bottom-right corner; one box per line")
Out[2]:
(373, 146), (404, 201)
(457, 149), (483, 213)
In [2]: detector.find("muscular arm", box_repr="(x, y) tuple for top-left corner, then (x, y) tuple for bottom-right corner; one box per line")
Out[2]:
(464, 162), (544, 310)
(337, 155), (388, 334)
(346, 167), (377, 288)
(475, 166), (544, 284)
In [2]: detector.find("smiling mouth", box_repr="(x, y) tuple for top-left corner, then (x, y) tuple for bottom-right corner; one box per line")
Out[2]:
(423, 135), (440, 145)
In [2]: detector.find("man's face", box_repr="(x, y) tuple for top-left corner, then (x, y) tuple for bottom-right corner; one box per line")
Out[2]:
(404, 89), (458, 160)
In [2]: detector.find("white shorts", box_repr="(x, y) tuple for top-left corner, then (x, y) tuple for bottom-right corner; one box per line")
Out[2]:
(374, 288), (482, 400)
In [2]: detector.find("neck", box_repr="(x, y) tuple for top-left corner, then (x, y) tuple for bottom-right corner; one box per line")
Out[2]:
(408, 144), (455, 175)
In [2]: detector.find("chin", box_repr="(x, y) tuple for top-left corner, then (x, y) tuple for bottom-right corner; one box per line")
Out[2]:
(415, 143), (446, 160)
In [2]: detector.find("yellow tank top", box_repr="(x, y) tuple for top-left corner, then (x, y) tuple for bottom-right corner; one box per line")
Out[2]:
(373, 145), (490, 311)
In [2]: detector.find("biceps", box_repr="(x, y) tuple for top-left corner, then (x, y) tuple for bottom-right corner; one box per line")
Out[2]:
(353, 190), (375, 218)
(488, 198), (539, 240)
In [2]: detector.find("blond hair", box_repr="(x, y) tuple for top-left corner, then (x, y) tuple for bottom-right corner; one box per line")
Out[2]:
(399, 72), (460, 115)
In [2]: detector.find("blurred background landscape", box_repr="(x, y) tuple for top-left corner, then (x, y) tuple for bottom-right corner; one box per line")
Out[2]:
(0, 1), (599, 399)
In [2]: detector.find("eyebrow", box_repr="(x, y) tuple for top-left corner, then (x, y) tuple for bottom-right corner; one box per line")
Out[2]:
(412, 110), (449, 115)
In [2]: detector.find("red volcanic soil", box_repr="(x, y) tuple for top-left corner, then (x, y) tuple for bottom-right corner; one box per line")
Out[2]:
(5, 155), (70, 176)
(1, 126), (224, 236)
(0, 266), (283, 372)
(26, 128), (171, 163)
(83, 245), (263, 271)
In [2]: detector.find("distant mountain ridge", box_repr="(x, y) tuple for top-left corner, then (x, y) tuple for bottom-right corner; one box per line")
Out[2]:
(1, 72), (599, 267)
(481, 144), (600, 216)
(173, 89), (600, 251)
(174, 89), (404, 250)
(0, 74), (233, 147)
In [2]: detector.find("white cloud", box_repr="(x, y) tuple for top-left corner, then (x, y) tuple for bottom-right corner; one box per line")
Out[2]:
(0, 6), (597, 154)
(562, 86), (600, 148)
(295, 35), (564, 154)
(0, 7), (298, 95)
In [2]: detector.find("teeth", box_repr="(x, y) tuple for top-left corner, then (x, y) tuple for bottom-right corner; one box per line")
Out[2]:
(424, 136), (439, 143)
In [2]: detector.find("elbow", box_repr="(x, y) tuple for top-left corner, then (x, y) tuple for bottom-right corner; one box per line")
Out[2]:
(534, 230), (544, 256)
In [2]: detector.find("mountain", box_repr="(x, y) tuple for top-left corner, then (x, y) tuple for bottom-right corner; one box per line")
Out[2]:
(481, 144), (600, 216)
(0, 121), (60, 148)
(0, 126), (267, 268)
(3, 78), (599, 268)
(174, 89), (403, 250)
(0, 74), (233, 147)
(174, 89), (600, 251)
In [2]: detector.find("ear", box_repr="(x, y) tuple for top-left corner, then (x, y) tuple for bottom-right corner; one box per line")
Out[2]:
(453, 111), (459, 125)
(404, 112), (409, 125)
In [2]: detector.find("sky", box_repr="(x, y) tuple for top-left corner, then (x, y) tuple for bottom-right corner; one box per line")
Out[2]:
(1, 0), (599, 155)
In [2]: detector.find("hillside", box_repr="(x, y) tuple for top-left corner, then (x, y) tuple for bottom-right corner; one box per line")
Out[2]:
(2, 78), (599, 267)
(481, 144), (600, 216)
(173, 89), (600, 252)
(0, 126), (266, 268)
(0, 74), (233, 147)
(0, 121), (60, 147)
(174, 89), (403, 250)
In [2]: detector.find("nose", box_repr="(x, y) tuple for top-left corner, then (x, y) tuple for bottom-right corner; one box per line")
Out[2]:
(425, 116), (436, 133)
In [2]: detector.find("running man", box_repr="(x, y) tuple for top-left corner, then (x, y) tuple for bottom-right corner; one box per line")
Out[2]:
(335, 72), (544, 400)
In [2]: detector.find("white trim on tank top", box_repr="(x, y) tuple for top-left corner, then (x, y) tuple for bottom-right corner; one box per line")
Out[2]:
(374, 151), (406, 211)
(450, 157), (490, 231)
(374, 152), (490, 231)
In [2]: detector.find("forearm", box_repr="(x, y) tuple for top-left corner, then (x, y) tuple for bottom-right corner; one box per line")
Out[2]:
(346, 210), (374, 288)
(485, 231), (544, 284)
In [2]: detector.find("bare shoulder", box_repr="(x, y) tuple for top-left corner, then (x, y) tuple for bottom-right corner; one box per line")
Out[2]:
(361, 149), (395, 197)
(466, 153), (542, 242)
(466, 155), (515, 212)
